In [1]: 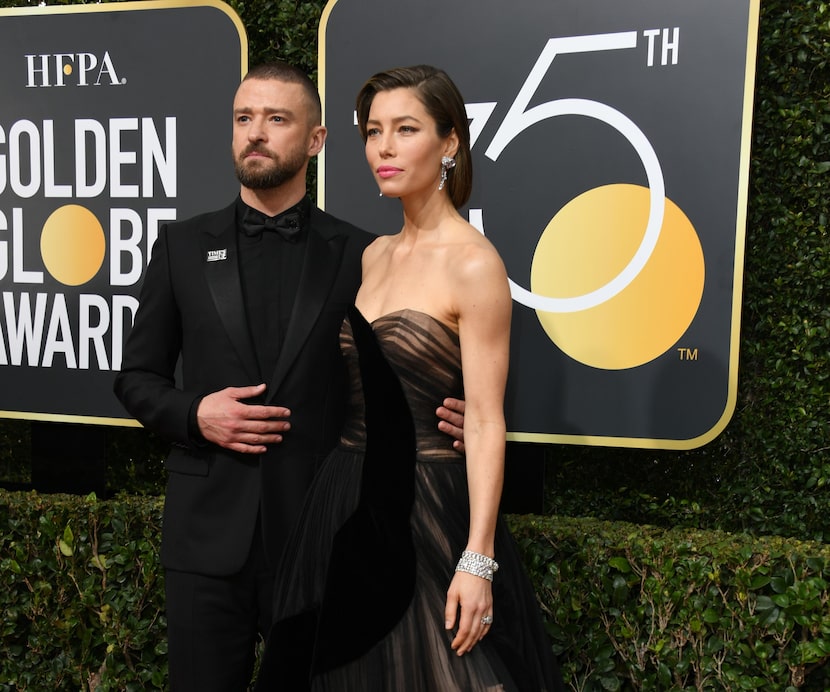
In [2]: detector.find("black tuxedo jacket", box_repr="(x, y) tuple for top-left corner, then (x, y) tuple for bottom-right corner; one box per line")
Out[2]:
(114, 199), (374, 576)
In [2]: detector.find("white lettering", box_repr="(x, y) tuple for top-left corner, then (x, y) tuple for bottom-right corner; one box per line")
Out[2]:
(25, 54), (49, 88)
(662, 27), (680, 66)
(0, 117), (177, 198)
(79, 293), (109, 369)
(0, 291), (137, 370)
(0, 123), (5, 194)
(42, 293), (76, 368)
(3, 291), (47, 366)
(110, 294), (138, 371)
(109, 208), (143, 287)
(12, 208), (43, 284)
(43, 120), (72, 197)
(97, 52), (122, 86)
(109, 118), (139, 198)
(643, 29), (661, 68)
(110, 208), (176, 286)
(53, 54), (74, 88)
(9, 120), (41, 198)
(0, 210), (7, 281)
(142, 117), (177, 197)
(75, 119), (107, 198)
(24, 52), (124, 88)
(146, 207), (177, 258)
(76, 53), (98, 87)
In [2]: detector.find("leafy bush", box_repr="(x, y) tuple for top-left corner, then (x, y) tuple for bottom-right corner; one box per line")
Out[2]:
(5, 490), (830, 691)
(0, 491), (166, 690)
(509, 515), (830, 691)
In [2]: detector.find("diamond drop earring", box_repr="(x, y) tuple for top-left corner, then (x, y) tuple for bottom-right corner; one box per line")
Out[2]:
(439, 156), (456, 191)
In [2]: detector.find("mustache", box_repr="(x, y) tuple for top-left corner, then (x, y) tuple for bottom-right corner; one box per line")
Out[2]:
(240, 143), (275, 159)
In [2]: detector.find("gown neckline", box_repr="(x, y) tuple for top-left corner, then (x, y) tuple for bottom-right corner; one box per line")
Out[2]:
(352, 306), (459, 339)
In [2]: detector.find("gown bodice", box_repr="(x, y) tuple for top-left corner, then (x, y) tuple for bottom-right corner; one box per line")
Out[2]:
(339, 309), (464, 462)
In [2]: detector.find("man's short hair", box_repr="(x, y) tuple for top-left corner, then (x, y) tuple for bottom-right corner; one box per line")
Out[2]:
(243, 61), (322, 125)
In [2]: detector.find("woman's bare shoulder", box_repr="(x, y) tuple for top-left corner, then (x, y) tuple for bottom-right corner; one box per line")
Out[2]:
(362, 233), (394, 261)
(450, 221), (507, 279)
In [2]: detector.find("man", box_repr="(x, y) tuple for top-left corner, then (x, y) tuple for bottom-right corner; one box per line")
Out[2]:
(114, 62), (464, 691)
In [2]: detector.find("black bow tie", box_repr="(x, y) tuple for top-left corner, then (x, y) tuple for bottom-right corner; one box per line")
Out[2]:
(241, 208), (302, 242)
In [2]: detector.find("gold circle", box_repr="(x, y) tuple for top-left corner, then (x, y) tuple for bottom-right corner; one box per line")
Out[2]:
(531, 184), (704, 369)
(40, 205), (106, 286)
(63, 64), (72, 76)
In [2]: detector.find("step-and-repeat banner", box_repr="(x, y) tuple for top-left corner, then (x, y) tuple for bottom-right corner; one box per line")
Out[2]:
(320, 0), (760, 449)
(0, 0), (245, 425)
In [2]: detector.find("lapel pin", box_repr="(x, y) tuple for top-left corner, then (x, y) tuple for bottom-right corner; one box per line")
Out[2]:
(206, 249), (227, 262)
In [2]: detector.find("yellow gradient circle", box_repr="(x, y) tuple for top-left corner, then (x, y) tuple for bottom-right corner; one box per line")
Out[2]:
(531, 184), (704, 369)
(40, 205), (106, 286)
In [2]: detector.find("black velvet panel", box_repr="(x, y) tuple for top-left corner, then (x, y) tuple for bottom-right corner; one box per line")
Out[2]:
(311, 306), (417, 673)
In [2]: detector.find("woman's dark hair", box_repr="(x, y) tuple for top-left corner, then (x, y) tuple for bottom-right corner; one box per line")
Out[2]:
(356, 65), (472, 208)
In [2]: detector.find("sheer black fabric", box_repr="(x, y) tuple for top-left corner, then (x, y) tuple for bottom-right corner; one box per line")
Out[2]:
(256, 307), (564, 691)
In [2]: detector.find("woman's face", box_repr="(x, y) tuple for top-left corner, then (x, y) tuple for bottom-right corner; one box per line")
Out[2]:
(364, 87), (456, 200)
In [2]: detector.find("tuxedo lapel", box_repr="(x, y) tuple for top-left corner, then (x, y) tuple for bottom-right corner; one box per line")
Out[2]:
(201, 210), (261, 383)
(267, 215), (346, 396)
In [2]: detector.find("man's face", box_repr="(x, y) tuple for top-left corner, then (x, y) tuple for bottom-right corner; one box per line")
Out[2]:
(231, 78), (319, 190)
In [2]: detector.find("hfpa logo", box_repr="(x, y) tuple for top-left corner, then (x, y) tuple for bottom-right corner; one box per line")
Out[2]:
(24, 52), (125, 88)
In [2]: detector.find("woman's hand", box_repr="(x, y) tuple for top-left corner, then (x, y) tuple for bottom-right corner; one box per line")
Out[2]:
(444, 571), (494, 655)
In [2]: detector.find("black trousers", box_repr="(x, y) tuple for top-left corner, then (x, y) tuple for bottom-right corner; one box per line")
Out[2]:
(165, 521), (275, 692)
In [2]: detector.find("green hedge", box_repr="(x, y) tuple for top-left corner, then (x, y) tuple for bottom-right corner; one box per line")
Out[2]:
(4, 490), (830, 690)
(509, 516), (830, 691)
(0, 491), (165, 691)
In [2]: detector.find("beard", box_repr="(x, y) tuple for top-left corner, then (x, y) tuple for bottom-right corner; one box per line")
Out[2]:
(233, 143), (307, 190)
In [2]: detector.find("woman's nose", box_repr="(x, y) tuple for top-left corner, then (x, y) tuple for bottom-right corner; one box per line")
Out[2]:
(377, 133), (393, 157)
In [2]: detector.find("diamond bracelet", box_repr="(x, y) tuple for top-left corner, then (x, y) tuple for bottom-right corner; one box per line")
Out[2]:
(455, 550), (499, 581)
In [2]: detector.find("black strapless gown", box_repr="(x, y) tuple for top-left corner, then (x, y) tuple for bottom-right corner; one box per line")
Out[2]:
(255, 307), (564, 691)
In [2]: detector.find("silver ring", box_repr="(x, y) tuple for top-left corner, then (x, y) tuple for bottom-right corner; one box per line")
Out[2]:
(481, 614), (493, 626)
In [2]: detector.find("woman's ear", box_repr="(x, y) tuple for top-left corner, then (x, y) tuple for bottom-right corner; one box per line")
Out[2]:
(444, 128), (460, 160)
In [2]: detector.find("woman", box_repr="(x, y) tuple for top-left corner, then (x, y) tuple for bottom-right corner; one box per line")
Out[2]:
(256, 65), (564, 691)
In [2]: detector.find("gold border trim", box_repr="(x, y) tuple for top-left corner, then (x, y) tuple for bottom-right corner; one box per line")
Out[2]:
(316, 0), (341, 209)
(0, 0), (245, 31)
(0, 410), (143, 428)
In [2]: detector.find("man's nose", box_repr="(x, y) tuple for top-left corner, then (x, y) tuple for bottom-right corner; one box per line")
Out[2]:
(248, 118), (266, 141)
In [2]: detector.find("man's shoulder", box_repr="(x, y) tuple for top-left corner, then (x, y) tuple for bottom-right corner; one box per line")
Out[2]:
(310, 206), (375, 246)
(167, 200), (236, 232)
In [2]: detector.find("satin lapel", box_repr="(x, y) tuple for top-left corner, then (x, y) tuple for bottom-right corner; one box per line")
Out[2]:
(267, 222), (346, 396)
(201, 217), (261, 382)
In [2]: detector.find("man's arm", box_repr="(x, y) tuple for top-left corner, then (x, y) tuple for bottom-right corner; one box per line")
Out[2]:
(113, 225), (196, 445)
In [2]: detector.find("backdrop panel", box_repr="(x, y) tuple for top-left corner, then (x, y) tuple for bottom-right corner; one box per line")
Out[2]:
(320, 0), (759, 449)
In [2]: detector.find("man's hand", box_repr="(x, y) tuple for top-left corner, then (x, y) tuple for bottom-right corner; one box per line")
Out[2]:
(197, 383), (290, 453)
(437, 397), (465, 454)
